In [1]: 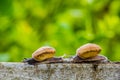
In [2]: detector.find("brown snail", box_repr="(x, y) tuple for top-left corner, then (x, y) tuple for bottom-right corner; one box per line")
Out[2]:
(72, 43), (108, 63)
(23, 46), (63, 65)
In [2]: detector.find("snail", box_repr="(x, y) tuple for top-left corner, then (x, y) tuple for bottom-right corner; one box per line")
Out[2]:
(72, 43), (108, 63)
(23, 46), (63, 65)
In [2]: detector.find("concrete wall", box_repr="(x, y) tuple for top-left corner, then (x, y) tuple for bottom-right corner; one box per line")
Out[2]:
(0, 62), (120, 80)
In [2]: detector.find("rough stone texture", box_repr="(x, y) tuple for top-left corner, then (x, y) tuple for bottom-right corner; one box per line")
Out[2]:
(0, 62), (120, 80)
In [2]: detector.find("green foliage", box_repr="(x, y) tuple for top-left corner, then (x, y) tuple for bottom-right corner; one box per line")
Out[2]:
(0, 0), (120, 61)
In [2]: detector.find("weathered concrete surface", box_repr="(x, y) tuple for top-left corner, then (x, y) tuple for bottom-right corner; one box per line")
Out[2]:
(0, 62), (120, 80)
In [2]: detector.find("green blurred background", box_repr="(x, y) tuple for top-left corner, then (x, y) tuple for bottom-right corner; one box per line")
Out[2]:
(0, 0), (120, 62)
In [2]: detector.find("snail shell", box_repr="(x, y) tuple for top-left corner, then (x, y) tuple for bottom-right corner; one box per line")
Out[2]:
(32, 46), (55, 61)
(76, 43), (101, 59)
